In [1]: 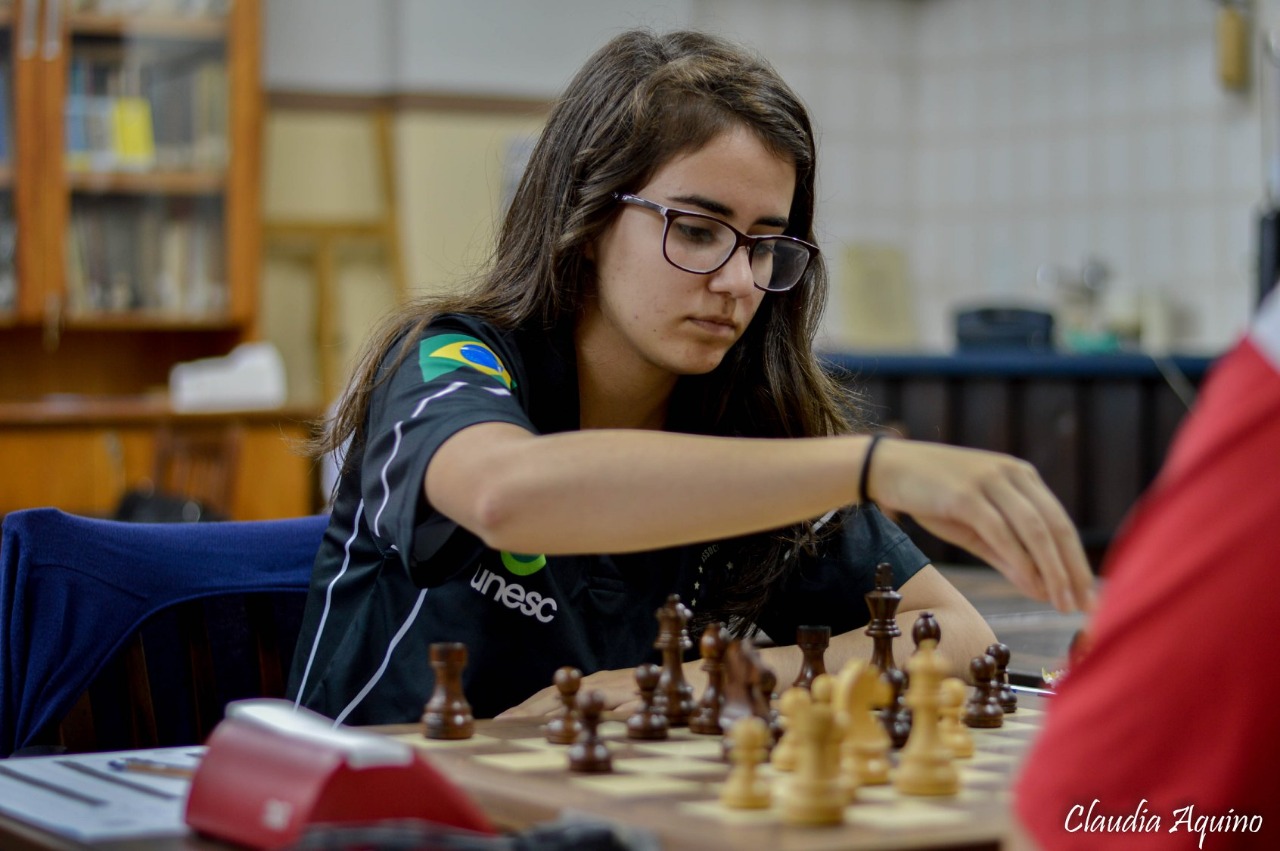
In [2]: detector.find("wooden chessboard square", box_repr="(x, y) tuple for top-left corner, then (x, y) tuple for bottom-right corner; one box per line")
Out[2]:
(614, 756), (729, 776)
(597, 721), (629, 738)
(966, 750), (1017, 768)
(663, 727), (702, 739)
(629, 737), (725, 759)
(845, 801), (973, 829)
(853, 784), (901, 803)
(392, 732), (501, 750)
(500, 736), (566, 751)
(957, 766), (1008, 787)
(947, 785), (1003, 804)
(679, 799), (781, 824)
(570, 773), (707, 797)
(473, 750), (568, 771)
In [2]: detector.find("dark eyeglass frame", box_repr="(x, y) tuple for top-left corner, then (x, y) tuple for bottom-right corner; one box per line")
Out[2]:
(614, 193), (818, 292)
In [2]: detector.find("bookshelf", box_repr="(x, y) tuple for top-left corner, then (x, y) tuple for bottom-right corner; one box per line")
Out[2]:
(0, 0), (261, 399)
(0, 1), (313, 522)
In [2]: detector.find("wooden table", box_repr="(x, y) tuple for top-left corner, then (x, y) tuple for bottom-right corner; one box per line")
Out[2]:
(0, 693), (1048, 851)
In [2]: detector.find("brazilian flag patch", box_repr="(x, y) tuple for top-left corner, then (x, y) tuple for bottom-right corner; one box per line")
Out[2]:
(418, 334), (514, 389)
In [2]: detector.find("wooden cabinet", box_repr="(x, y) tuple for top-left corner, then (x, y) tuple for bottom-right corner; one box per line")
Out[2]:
(826, 350), (1217, 569)
(0, 3), (313, 521)
(0, 398), (320, 520)
(0, 0), (261, 399)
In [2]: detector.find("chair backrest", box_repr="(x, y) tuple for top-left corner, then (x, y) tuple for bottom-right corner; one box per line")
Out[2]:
(0, 508), (327, 757)
(152, 423), (245, 519)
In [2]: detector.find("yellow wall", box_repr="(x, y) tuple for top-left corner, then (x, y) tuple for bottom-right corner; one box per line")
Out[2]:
(260, 107), (546, 407)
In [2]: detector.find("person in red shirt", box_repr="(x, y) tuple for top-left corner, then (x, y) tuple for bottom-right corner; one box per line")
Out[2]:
(1014, 289), (1280, 849)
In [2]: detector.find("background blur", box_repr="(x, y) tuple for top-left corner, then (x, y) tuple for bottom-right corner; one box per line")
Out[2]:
(262, 0), (1275, 407)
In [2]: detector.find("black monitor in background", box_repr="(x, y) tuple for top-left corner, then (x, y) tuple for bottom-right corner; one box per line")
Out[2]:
(954, 307), (1055, 352)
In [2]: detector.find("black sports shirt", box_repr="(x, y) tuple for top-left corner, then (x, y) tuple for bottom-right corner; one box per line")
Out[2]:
(286, 314), (928, 724)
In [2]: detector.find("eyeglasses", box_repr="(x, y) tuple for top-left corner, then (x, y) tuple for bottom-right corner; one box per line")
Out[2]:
(614, 193), (817, 292)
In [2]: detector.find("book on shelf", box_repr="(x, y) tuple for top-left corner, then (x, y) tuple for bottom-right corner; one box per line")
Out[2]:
(66, 43), (226, 174)
(66, 198), (225, 315)
(0, 63), (10, 167)
(112, 96), (157, 170)
(71, 0), (230, 17)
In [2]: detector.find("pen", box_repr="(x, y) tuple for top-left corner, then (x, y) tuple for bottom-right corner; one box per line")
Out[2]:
(107, 757), (197, 779)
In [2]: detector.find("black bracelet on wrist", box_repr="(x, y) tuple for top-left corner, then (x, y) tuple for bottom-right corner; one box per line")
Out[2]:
(858, 434), (884, 506)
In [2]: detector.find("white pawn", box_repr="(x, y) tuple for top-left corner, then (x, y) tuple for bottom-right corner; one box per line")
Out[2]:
(720, 716), (772, 809)
(894, 639), (960, 796)
(939, 677), (974, 758)
(771, 686), (811, 773)
(780, 676), (845, 826)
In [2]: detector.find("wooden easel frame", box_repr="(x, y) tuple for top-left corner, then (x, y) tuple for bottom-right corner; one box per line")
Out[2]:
(263, 108), (407, 401)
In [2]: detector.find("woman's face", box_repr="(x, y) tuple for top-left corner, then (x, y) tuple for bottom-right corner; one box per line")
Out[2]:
(582, 125), (798, 382)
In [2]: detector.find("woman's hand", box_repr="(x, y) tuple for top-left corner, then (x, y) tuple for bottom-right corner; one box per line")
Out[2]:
(867, 439), (1095, 613)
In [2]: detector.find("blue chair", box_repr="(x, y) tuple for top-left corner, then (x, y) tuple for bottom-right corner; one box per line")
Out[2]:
(0, 508), (326, 757)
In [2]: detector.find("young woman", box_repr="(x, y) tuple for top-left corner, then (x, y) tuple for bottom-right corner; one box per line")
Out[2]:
(287, 29), (1092, 726)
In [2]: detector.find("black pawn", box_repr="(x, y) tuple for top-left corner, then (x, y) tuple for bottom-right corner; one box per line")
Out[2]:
(626, 663), (669, 740)
(422, 642), (474, 740)
(880, 667), (912, 748)
(962, 654), (1005, 728)
(912, 611), (942, 649)
(986, 642), (1018, 713)
(568, 690), (612, 773)
(690, 624), (727, 735)
(791, 624), (830, 690)
(544, 666), (583, 745)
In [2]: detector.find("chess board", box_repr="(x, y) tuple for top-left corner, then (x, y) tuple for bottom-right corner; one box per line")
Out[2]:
(380, 691), (1048, 851)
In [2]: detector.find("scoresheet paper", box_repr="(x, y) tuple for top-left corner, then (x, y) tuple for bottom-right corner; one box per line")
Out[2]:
(0, 746), (202, 841)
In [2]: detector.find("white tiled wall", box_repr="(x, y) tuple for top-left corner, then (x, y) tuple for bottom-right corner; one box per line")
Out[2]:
(695, 0), (1271, 353)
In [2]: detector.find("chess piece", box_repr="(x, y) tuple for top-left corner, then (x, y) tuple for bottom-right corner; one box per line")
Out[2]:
(718, 639), (776, 747)
(654, 595), (694, 727)
(833, 660), (892, 791)
(626, 663), (669, 740)
(568, 690), (612, 773)
(791, 624), (830, 690)
(880, 667), (912, 749)
(912, 611), (942, 649)
(894, 639), (959, 796)
(962, 654), (1005, 728)
(544, 666), (583, 744)
(865, 562), (902, 677)
(720, 717), (772, 809)
(690, 624), (728, 735)
(422, 642), (474, 740)
(986, 642), (1018, 713)
(770, 686), (811, 773)
(939, 677), (974, 758)
(779, 684), (845, 826)
(758, 668), (783, 743)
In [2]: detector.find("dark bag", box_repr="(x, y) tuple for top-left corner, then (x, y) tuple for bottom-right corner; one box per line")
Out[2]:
(112, 487), (227, 523)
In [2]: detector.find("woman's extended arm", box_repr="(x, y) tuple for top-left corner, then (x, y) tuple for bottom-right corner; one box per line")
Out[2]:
(426, 423), (1092, 613)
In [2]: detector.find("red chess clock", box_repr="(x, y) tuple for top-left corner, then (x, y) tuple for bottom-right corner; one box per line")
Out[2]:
(185, 699), (495, 850)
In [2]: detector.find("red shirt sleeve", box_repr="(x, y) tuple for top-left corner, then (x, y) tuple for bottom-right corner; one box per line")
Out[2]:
(1014, 328), (1280, 849)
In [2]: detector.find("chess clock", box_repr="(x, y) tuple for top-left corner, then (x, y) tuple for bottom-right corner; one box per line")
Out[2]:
(185, 699), (494, 849)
